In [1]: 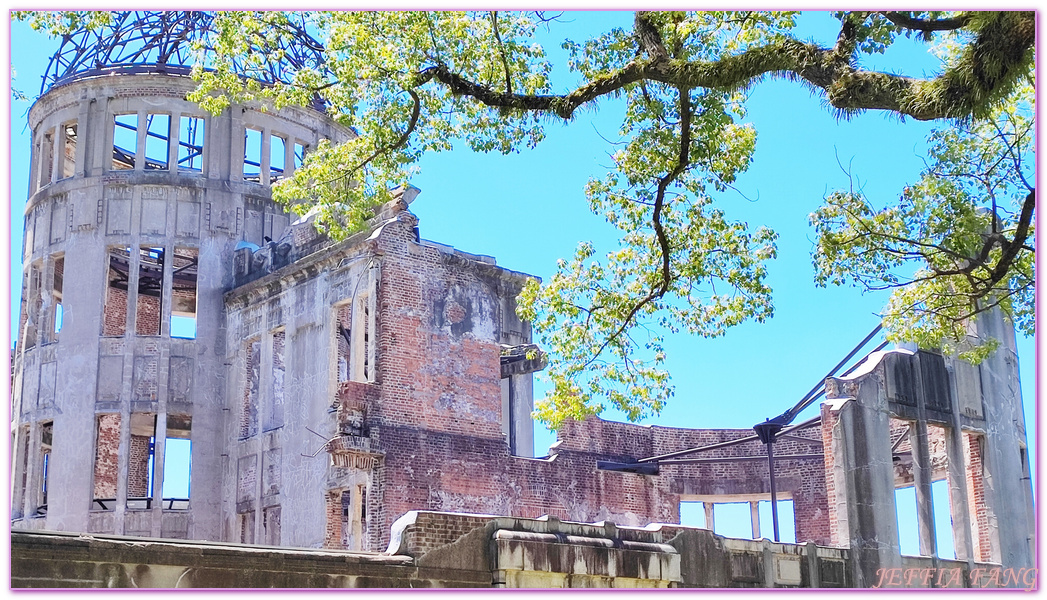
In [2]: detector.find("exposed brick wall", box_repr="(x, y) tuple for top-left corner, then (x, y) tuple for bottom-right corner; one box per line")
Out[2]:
(820, 404), (842, 546)
(323, 490), (343, 550)
(135, 293), (162, 335)
(964, 432), (993, 562)
(93, 414), (121, 499)
(127, 434), (151, 497)
(236, 212), (833, 554)
(103, 286), (128, 336)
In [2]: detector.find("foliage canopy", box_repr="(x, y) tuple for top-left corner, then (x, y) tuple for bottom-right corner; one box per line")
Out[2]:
(17, 10), (1035, 427)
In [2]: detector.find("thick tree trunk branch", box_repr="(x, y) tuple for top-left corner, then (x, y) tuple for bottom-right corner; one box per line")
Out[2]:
(415, 11), (1033, 122)
(881, 11), (972, 32)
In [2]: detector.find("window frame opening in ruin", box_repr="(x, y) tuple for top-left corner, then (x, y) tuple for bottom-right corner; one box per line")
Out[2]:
(162, 414), (192, 510)
(103, 246), (132, 336)
(21, 262), (42, 350)
(293, 142), (305, 170)
(112, 113), (138, 170)
(238, 510), (256, 544)
(136, 246), (165, 336)
(49, 254), (64, 342)
(681, 497), (795, 542)
(334, 281), (376, 386)
(171, 247), (198, 339)
(241, 338), (261, 440)
(38, 421), (53, 515)
(264, 329), (286, 432)
(263, 505), (281, 546)
(126, 412), (157, 510)
(890, 417), (967, 560)
(13, 426), (31, 519)
(91, 413), (122, 511)
(963, 431), (1000, 563)
(340, 485), (367, 551)
(59, 121), (77, 179)
(39, 127), (55, 186)
(243, 126), (263, 182)
(177, 116), (205, 173)
(144, 113), (171, 170)
(269, 133), (287, 183)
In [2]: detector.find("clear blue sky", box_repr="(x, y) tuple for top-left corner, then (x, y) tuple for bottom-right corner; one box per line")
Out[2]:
(7, 12), (1036, 551)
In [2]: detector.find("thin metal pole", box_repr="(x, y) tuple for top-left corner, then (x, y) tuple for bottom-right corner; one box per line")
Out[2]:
(767, 440), (780, 542)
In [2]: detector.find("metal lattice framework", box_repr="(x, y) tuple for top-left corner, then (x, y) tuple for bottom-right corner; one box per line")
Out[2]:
(41, 11), (328, 95)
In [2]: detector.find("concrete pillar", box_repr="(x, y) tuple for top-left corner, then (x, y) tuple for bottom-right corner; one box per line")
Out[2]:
(704, 502), (715, 532)
(910, 418), (937, 557)
(750, 501), (761, 539)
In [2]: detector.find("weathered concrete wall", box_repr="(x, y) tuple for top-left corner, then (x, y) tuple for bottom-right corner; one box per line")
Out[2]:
(823, 330), (1034, 584)
(223, 202), (832, 553)
(10, 69), (350, 542)
(16, 511), (1011, 588)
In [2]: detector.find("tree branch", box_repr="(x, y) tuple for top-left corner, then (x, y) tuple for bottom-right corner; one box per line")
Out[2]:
(880, 11), (972, 32)
(413, 11), (1033, 121)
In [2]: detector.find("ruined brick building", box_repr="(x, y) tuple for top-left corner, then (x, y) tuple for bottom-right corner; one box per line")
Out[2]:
(10, 57), (1034, 586)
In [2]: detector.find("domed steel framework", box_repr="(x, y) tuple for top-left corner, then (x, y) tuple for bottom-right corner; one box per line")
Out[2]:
(41, 11), (327, 94)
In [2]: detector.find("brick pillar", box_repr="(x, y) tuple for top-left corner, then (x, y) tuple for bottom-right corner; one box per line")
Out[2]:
(820, 403), (842, 546)
(324, 491), (343, 549)
(92, 414), (122, 499)
(964, 433), (994, 562)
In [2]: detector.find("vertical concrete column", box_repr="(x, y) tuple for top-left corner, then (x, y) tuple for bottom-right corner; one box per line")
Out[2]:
(135, 109), (147, 172)
(50, 125), (61, 183)
(827, 356), (903, 587)
(944, 362), (974, 563)
(260, 127), (271, 185)
(704, 502), (715, 532)
(75, 100), (91, 177)
(167, 113), (180, 173)
(750, 501), (761, 539)
(284, 136), (296, 177)
(910, 418), (937, 557)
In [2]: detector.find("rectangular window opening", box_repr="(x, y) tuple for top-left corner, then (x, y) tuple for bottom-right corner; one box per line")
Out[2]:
(112, 114), (138, 170)
(757, 499), (796, 543)
(341, 486), (366, 551)
(144, 114), (170, 170)
(60, 122), (77, 179)
(293, 142), (305, 170)
(241, 339), (261, 439)
(15, 427), (30, 519)
(679, 501), (707, 529)
(39, 421), (53, 513)
(51, 255), (64, 340)
(171, 247), (198, 339)
(21, 264), (42, 350)
(263, 506), (281, 546)
(239, 510), (256, 544)
(265, 330), (285, 431)
(243, 127), (262, 182)
(178, 116), (205, 173)
(136, 246), (164, 336)
(349, 291), (374, 383)
(927, 424), (956, 559)
(269, 134), (287, 183)
(126, 413), (156, 509)
(336, 304), (351, 383)
(39, 129), (55, 186)
(163, 414), (192, 509)
(92, 414), (121, 511)
(103, 247), (131, 336)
